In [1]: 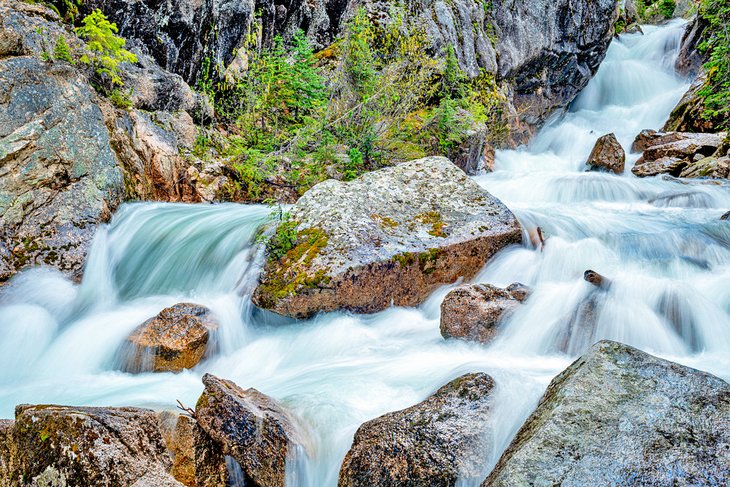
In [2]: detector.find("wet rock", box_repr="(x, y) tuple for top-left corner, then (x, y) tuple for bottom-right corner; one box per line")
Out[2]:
(339, 373), (496, 487)
(583, 269), (609, 288)
(632, 131), (727, 178)
(253, 157), (521, 319)
(10, 404), (173, 486)
(195, 374), (308, 487)
(440, 283), (529, 344)
(484, 340), (730, 486)
(680, 156), (730, 179)
(722, 211), (730, 220)
(0, 56), (124, 282)
(122, 303), (219, 373)
(632, 157), (687, 177)
(585, 133), (625, 174)
(624, 23), (643, 35)
(158, 411), (196, 487)
(675, 14), (709, 78)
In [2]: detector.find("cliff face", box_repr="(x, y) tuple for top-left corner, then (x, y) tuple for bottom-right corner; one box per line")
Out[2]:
(86, 0), (618, 142)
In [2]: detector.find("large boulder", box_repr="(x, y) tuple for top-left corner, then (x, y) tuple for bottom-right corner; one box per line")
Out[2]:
(8, 404), (177, 486)
(339, 373), (496, 487)
(585, 133), (625, 174)
(121, 303), (219, 373)
(440, 283), (529, 344)
(253, 157), (521, 319)
(0, 55), (124, 282)
(664, 71), (726, 134)
(484, 340), (730, 486)
(194, 374), (308, 487)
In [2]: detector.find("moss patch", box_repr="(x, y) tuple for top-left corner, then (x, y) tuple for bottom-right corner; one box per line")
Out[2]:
(416, 211), (447, 237)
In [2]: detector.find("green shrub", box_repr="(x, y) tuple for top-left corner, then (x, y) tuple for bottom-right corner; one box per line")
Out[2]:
(76, 9), (137, 87)
(698, 0), (730, 129)
(53, 35), (74, 63)
(658, 0), (676, 18)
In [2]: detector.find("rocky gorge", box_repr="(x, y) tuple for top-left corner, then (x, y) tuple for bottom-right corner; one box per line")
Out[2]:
(1, 0), (730, 485)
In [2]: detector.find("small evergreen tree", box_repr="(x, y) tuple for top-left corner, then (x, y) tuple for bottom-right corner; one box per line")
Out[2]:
(442, 44), (466, 99)
(53, 35), (74, 63)
(344, 9), (376, 99)
(76, 9), (137, 87)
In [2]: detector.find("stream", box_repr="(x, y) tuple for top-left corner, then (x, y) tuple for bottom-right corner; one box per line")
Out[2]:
(1, 19), (729, 486)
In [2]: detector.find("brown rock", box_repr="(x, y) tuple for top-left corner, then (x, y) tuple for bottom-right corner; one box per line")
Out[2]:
(339, 373), (496, 487)
(641, 133), (724, 162)
(10, 404), (172, 486)
(440, 283), (529, 344)
(583, 269), (609, 288)
(122, 303), (218, 373)
(195, 374), (308, 487)
(632, 157), (687, 177)
(0, 420), (15, 486)
(158, 411), (196, 487)
(585, 133), (625, 174)
(631, 129), (685, 153)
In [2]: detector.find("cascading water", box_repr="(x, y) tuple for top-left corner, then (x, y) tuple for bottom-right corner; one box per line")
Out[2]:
(1, 20), (728, 486)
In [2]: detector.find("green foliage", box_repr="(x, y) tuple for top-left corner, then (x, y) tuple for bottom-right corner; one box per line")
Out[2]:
(266, 210), (298, 262)
(658, 0), (677, 18)
(45, 0), (82, 23)
(697, 0), (730, 129)
(75, 9), (137, 87)
(109, 88), (132, 109)
(343, 9), (377, 99)
(442, 44), (466, 99)
(53, 35), (74, 63)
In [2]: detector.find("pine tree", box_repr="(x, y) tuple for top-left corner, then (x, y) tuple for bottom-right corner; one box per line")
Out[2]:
(76, 10), (137, 87)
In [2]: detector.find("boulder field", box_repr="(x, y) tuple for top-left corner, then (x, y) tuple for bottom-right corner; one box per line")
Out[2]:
(253, 157), (522, 318)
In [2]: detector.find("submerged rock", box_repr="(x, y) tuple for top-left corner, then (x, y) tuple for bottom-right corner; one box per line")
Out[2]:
(253, 157), (521, 318)
(122, 303), (219, 373)
(440, 283), (529, 344)
(585, 133), (625, 174)
(8, 405), (175, 486)
(722, 211), (730, 220)
(195, 374), (308, 487)
(339, 373), (496, 487)
(484, 340), (730, 486)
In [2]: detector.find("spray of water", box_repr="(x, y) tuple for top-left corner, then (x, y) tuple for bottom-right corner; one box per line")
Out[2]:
(0, 20), (728, 486)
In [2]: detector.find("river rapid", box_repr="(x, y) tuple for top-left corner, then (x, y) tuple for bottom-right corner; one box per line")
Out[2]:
(1, 20), (729, 486)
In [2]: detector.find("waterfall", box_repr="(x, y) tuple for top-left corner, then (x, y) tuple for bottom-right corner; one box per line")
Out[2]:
(1, 20), (728, 486)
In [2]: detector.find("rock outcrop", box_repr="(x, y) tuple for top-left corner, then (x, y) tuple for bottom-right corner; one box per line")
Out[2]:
(339, 373), (496, 487)
(484, 340), (730, 486)
(5, 404), (177, 486)
(253, 157), (521, 318)
(121, 303), (219, 373)
(585, 133), (625, 174)
(0, 420), (15, 485)
(0, 55), (124, 282)
(631, 131), (726, 177)
(440, 283), (529, 344)
(194, 374), (308, 487)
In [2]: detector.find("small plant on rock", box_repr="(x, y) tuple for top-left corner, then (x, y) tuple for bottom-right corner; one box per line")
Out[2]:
(75, 9), (137, 88)
(53, 35), (74, 63)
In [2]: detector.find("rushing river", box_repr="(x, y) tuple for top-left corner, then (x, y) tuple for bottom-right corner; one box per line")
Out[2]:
(1, 20), (729, 486)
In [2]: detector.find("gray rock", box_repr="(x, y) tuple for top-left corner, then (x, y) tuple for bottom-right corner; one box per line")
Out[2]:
(253, 157), (521, 318)
(195, 374), (308, 487)
(0, 56), (124, 282)
(675, 14), (708, 78)
(440, 283), (529, 344)
(484, 340), (730, 486)
(8, 405), (173, 486)
(721, 211), (730, 220)
(585, 133), (625, 174)
(339, 373), (496, 487)
(632, 131), (727, 178)
(632, 157), (688, 177)
(680, 156), (730, 179)
(664, 71), (725, 133)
